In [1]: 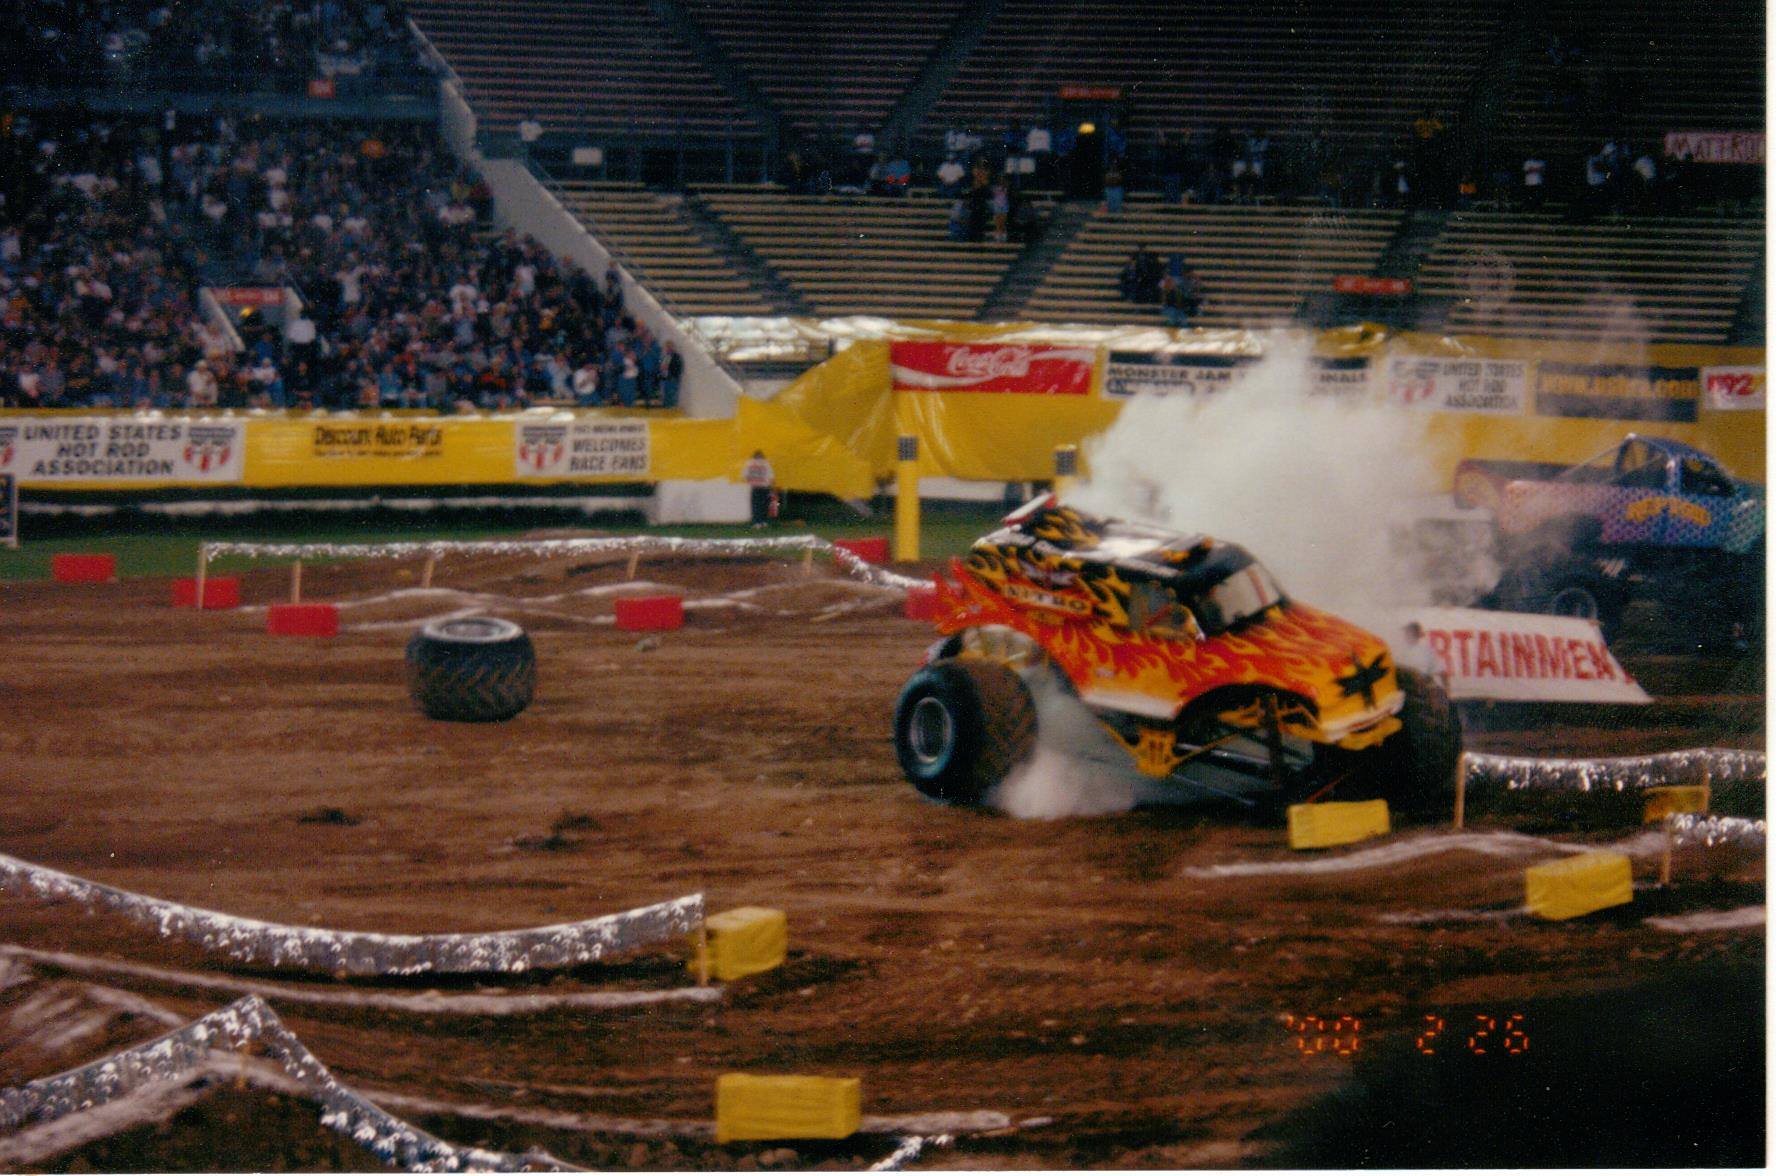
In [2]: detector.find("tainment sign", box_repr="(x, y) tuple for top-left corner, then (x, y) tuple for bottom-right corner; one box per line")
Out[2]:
(889, 342), (1094, 395)
(514, 419), (651, 479)
(0, 417), (246, 484)
(1397, 607), (1651, 705)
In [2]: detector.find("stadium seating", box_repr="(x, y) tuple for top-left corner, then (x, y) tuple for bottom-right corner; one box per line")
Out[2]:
(408, 0), (759, 139)
(921, 0), (1505, 149)
(550, 182), (780, 317)
(679, 0), (966, 138)
(1414, 211), (1763, 342)
(1494, 0), (1765, 164)
(693, 190), (1027, 320)
(1023, 201), (1404, 327)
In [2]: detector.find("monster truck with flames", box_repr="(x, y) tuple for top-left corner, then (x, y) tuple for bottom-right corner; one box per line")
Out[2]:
(893, 498), (1462, 812)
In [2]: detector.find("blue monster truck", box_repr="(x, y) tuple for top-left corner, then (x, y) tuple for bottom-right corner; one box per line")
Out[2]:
(1454, 434), (1764, 642)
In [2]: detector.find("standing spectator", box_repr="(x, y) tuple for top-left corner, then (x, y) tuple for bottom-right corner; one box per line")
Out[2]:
(1159, 131), (1186, 204)
(1235, 129), (1269, 202)
(660, 342), (682, 409)
(1206, 127), (1238, 203)
(936, 155), (965, 197)
(1521, 154), (1548, 211)
(1102, 158), (1125, 214)
(742, 449), (775, 528)
(1160, 254), (1201, 326)
(517, 113), (543, 155)
(284, 305), (318, 365)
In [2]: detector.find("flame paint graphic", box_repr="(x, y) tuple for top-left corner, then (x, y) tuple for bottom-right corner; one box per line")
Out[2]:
(933, 553), (1400, 741)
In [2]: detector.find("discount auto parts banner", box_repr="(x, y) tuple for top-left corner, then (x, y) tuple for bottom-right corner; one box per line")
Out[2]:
(0, 417), (244, 483)
(1399, 607), (1650, 705)
(889, 342), (1094, 394)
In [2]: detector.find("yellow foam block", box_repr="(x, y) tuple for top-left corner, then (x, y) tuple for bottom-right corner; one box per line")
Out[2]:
(714, 1074), (861, 1143)
(690, 906), (788, 981)
(1526, 851), (1633, 920)
(1643, 785), (1710, 823)
(1287, 800), (1390, 850)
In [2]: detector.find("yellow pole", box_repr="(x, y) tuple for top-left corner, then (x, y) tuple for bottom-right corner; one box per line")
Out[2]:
(894, 435), (920, 562)
(1053, 444), (1080, 499)
(1453, 753), (1468, 829)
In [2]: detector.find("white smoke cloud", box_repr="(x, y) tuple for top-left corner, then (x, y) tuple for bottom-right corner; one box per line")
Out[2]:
(1069, 334), (1456, 633)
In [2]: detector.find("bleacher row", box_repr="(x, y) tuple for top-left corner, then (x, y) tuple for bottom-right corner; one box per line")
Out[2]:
(552, 182), (1759, 342)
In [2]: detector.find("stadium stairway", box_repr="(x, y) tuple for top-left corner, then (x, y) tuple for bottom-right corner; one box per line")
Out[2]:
(977, 200), (1094, 322)
(679, 191), (813, 316)
(1413, 210), (1764, 343)
(694, 189), (1028, 320)
(1022, 200), (1404, 328)
(549, 181), (781, 317)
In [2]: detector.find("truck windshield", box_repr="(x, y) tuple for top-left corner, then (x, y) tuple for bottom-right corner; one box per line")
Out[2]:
(1195, 562), (1286, 634)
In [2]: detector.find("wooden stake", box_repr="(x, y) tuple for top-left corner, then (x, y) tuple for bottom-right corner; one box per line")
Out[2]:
(193, 544), (208, 613)
(801, 546), (815, 577)
(694, 923), (711, 987)
(290, 559), (303, 604)
(1453, 753), (1468, 830)
(1659, 818), (1674, 887)
(625, 551), (641, 581)
(420, 555), (437, 589)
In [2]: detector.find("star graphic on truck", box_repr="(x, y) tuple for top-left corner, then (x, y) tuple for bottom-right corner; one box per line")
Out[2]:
(1337, 651), (1390, 709)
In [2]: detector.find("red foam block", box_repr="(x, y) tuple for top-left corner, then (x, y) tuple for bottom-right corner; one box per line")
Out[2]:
(266, 602), (339, 637)
(833, 537), (891, 565)
(903, 584), (940, 620)
(615, 595), (684, 632)
(51, 553), (117, 583)
(171, 576), (241, 609)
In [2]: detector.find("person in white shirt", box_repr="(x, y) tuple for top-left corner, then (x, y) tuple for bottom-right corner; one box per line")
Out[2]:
(742, 450), (775, 527)
(936, 156), (965, 195)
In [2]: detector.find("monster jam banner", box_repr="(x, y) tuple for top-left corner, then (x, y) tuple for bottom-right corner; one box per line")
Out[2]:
(1386, 356), (1528, 414)
(1102, 352), (1257, 398)
(889, 342), (1094, 394)
(1701, 365), (1765, 411)
(1532, 362), (1700, 422)
(514, 418), (651, 479)
(1400, 607), (1651, 704)
(0, 417), (245, 484)
(1102, 352), (1370, 399)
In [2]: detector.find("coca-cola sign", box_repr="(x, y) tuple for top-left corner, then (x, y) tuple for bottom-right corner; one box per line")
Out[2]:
(890, 342), (1095, 394)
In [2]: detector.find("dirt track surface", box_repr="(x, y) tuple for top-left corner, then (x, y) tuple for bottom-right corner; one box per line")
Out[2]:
(0, 548), (1764, 1170)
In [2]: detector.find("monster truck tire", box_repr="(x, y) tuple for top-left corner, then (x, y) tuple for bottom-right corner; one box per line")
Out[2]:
(1493, 555), (1627, 640)
(1330, 668), (1462, 815)
(406, 617), (536, 723)
(893, 658), (1036, 805)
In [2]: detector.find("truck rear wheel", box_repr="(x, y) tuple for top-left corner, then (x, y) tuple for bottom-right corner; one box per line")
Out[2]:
(1493, 555), (1627, 640)
(893, 658), (1036, 804)
(1322, 668), (1462, 816)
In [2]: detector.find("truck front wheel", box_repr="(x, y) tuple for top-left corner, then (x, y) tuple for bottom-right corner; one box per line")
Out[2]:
(893, 658), (1036, 804)
(1321, 669), (1463, 816)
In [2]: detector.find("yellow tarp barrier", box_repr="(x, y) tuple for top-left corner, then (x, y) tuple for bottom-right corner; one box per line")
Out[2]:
(1286, 800), (1391, 850)
(691, 906), (789, 982)
(714, 1074), (861, 1143)
(1525, 851), (1634, 920)
(1643, 785), (1711, 824)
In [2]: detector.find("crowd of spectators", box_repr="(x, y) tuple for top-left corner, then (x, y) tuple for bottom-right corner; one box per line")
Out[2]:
(1, 0), (427, 95)
(0, 107), (681, 412)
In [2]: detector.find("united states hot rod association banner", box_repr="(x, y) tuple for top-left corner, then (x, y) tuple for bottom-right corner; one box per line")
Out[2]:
(889, 342), (1094, 394)
(0, 417), (245, 483)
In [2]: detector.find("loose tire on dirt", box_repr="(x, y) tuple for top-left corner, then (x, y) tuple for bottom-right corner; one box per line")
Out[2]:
(406, 617), (536, 722)
(1325, 668), (1463, 816)
(893, 657), (1036, 804)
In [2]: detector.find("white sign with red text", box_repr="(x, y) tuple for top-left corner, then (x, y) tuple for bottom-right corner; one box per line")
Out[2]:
(1701, 365), (1765, 411)
(1399, 607), (1651, 704)
(889, 342), (1095, 394)
(0, 417), (245, 484)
